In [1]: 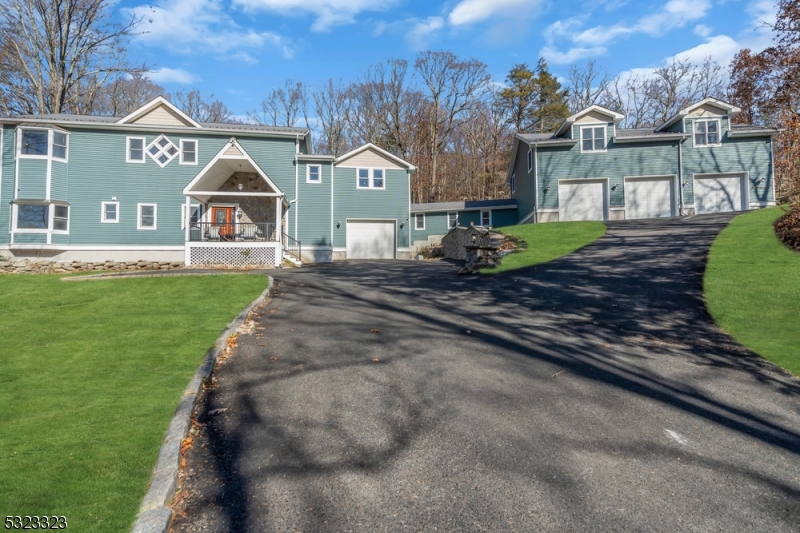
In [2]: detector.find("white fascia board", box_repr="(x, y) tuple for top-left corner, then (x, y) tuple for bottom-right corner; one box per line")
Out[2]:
(613, 134), (687, 143)
(183, 138), (284, 196)
(116, 96), (203, 128)
(657, 98), (743, 132)
(335, 143), (416, 170)
(297, 154), (335, 161)
(727, 129), (783, 138)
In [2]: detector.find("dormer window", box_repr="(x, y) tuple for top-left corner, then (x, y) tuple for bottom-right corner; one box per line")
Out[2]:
(581, 126), (606, 153)
(19, 128), (68, 160)
(694, 119), (720, 146)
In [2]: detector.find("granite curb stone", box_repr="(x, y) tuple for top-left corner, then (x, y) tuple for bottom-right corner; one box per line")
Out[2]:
(130, 276), (273, 533)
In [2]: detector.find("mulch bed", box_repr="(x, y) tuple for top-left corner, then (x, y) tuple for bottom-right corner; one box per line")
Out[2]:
(774, 203), (800, 253)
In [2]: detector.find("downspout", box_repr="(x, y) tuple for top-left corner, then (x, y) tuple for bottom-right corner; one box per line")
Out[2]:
(294, 136), (299, 241)
(533, 145), (538, 223)
(677, 138), (685, 216)
(330, 162), (334, 250)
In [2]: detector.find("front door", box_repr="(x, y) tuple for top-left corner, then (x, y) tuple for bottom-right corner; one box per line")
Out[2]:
(212, 206), (235, 239)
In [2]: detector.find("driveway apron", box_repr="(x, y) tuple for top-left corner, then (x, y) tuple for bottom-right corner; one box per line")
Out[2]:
(172, 214), (800, 532)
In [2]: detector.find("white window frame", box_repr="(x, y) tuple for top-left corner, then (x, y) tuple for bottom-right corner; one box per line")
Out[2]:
(18, 128), (64, 159)
(52, 204), (69, 233)
(52, 131), (68, 161)
(101, 201), (119, 223)
(12, 202), (50, 233)
(447, 212), (458, 228)
(356, 168), (386, 190)
(580, 125), (607, 153)
(137, 203), (157, 230)
(127, 137), (146, 163)
(307, 164), (322, 184)
(481, 210), (491, 227)
(527, 149), (533, 172)
(179, 139), (198, 165)
(181, 203), (202, 230)
(414, 212), (425, 230)
(146, 135), (179, 168)
(693, 119), (721, 147)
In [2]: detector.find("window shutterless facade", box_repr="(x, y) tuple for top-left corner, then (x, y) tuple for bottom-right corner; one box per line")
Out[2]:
(147, 135), (179, 167)
(415, 213), (425, 230)
(307, 164), (321, 183)
(581, 125), (606, 152)
(180, 140), (197, 164)
(481, 210), (491, 227)
(694, 119), (720, 146)
(13, 202), (69, 233)
(52, 132), (68, 160)
(18, 128), (69, 160)
(181, 204), (202, 230)
(102, 201), (119, 223)
(447, 212), (458, 228)
(127, 137), (145, 163)
(357, 168), (385, 189)
(138, 203), (157, 229)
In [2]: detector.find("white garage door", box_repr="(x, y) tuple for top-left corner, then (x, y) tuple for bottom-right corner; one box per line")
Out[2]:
(346, 220), (395, 259)
(558, 180), (607, 221)
(625, 176), (674, 219)
(694, 175), (745, 214)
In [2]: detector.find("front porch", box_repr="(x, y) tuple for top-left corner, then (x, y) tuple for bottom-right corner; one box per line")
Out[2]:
(182, 138), (298, 267)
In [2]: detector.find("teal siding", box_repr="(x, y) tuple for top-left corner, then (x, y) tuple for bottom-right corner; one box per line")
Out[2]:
(13, 233), (47, 244)
(411, 211), (449, 243)
(410, 208), (518, 242)
(0, 125), (15, 240)
(513, 143), (535, 221)
(682, 117), (774, 205)
(17, 159), (47, 199)
(296, 161), (332, 246)
(51, 233), (69, 245)
(333, 167), (410, 249)
(492, 209), (518, 227)
(51, 160), (69, 201)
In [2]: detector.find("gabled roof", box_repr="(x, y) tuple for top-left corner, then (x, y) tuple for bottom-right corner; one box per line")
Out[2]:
(335, 143), (416, 171)
(117, 96), (202, 128)
(555, 105), (625, 136)
(656, 98), (742, 132)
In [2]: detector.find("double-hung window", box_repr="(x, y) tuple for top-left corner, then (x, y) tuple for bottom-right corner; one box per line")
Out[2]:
(415, 213), (425, 230)
(447, 212), (458, 228)
(127, 137), (145, 163)
(694, 119), (720, 146)
(357, 168), (385, 189)
(481, 210), (491, 227)
(581, 126), (606, 152)
(102, 202), (119, 223)
(53, 205), (69, 232)
(138, 203), (157, 230)
(181, 204), (203, 230)
(52, 132), (68, 160)
(180, 140), (197, 164)
(14, 202), (69, 233)
(307, 164), (321, 183)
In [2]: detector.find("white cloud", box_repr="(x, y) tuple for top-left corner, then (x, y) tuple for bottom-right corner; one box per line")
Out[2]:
(405, 16), (444, 51)
(694, 24), (712, 38)
(540, 45), (607, 64)
(448, 0), (539, 27)
(232, 0), (399, 32)
(670, 34), (739, 65)
(125, 0), (294, 59)
(144, 67), (198, 85)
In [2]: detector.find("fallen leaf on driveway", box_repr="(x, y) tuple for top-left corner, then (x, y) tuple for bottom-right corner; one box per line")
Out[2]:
(370, 329), (380, 333)
(372, 358), (379, 362)
(270, 309), (276, 314)
(270, 357), (278, 361)
(208, 408), (228, 415)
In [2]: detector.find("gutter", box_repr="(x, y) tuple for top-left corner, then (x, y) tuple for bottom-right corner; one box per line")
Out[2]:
(678, 138), (685, 216)
(294, 136), (299, 241)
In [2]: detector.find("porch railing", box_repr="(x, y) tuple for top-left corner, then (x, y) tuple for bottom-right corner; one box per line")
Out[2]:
(282, 232), (301, 260)
(189, 222), (276, 242)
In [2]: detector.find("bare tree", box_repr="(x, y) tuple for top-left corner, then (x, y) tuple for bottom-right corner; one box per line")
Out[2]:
(568, 60), (611, 112)
(251, 79), (309, 128)
(0, 0), (143, 114)
(171, 89), (236, 123)
(414, 50), (489, 201)
(312, 79), (351, 156)
(88, 71), (164, 117)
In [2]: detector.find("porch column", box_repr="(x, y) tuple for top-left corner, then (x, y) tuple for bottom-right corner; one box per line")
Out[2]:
(275, 197), (282, 246)
(184, 196), (191, 242)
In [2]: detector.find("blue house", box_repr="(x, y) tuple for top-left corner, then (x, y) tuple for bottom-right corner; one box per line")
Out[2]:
(410, 199), (518, 249)
(506, 98), (780, 223)
(0, 97), (415, 266)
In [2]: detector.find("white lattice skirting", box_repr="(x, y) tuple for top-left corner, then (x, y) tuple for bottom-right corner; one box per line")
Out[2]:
(186, 243), (280, 266)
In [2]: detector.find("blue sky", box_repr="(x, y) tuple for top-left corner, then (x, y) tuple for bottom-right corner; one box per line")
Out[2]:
(116, 0), (779, 119)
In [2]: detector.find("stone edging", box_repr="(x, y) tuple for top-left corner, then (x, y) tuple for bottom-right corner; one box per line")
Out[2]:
(130, 276), (273, 533)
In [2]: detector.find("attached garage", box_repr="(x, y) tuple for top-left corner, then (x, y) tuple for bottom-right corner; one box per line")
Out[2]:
(558, 179), (607, 221)
(624, 176), (675, 219)
(693, 174), (746, 214)
(346, 220), (396, 259)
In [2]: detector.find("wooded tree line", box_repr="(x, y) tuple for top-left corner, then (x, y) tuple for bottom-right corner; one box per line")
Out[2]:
(2, 0), (798, 206)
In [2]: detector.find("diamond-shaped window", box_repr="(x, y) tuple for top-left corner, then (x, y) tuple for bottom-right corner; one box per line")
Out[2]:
(146, 135), (179, 167)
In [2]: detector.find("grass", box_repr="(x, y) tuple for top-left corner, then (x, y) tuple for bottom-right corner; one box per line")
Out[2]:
(0, 274), (268, 531)
(483, 221), (607, 274)
(704, 207), (800, 376)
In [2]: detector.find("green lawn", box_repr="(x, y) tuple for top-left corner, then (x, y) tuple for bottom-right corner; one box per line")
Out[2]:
(704, 207), (800, 376)
(0, 274), (268, 531)
(484, 221), (607, 274)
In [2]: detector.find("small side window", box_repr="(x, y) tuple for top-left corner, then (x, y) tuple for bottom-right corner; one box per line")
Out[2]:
(180, 140), (197, 164)
(448, 212), (458, 228)
(102, 202), (119, 223)
(307, 164), (321, 183)
(481, 210), (491, 227)
(53, 205), (69, 232)
(415, 213), (425, 230)
(138, 203), (157, 230)
(52, 132), (68, 160)
(128, 137), (145, 163)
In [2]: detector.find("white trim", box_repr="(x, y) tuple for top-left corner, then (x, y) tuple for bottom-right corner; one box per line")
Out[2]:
(556, 177), (610, 221)
(537, 208), (559, 213)
(45, 148), (52, 200)
(579, 124), (607, 153)
(11, 203), (49, 233)
(137, 203), (158, 230)
(657, 97), (741, 132)
(51, 204), (69, 234)
(117, 96), (203, 128)
(16, 127), (50, 159)
(518, 208), (537, 224)
(179, 139), (198, 165)
(335, 143), (416, 170)
(692, 172), (750, 212)
(188, 191), (281, 197)
(447, 211), (458, 229)
(3, 244), (185, 251)
(331, 164), (335, 247)
(691, 118), (722, 148)
(480, 210), (492, 227)
(101, 201), (120, 223)
(345, 218), (397, 259)
(181, 203), (201, 230)
(306, 163), (322, 184)
(52, 130), (68, 162)
(414, 212), (425, 230)
(622, 174), (677, 218)
(411, 204), (518, 214)
(126, 136), (146, 163)
(356, 168), (386, 190)
(146, 134), (180, 168)
(555, 105), (624, 136)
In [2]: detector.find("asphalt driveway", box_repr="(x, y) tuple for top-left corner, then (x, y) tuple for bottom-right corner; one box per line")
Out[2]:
(172, 214), (800, 532)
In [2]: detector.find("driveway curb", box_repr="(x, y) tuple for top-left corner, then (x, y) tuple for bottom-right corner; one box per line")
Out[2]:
(130, 276), (273, 533)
